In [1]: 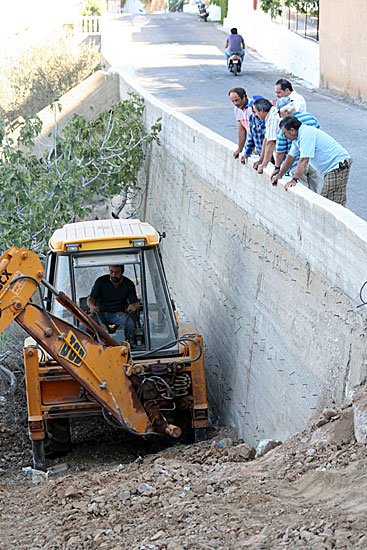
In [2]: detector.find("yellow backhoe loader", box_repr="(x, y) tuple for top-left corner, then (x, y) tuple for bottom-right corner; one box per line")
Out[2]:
(0, 219), (208, 470)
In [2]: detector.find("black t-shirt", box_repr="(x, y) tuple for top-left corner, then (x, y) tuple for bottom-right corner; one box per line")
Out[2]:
(90, 274), (138, 313)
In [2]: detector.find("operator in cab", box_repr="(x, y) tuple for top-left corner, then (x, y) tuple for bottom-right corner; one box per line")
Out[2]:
(87, 265), (140, 340)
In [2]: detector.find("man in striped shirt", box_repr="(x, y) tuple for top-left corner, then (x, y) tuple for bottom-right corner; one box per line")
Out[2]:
(240, 96), (266, 166)
(252, 98), (280, 174)
(271, 97), (320, 192)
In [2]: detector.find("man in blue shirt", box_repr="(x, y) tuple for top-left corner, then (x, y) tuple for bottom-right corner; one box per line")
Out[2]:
(225, 28), (245, 64)
(271, 116), (352, 206)
(240, 97), (266, 167)
(271, 97), (320, 192)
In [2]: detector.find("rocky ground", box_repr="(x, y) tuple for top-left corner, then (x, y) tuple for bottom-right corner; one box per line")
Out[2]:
(2, 372), (367, 550)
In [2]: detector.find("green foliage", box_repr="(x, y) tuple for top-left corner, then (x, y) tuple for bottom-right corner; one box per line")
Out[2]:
(285, 0), (319, 17)
(260, 0), (318, 19)
(210, 0), (228, 24)
(0, 95), (161, 256)
(80, 0), (102, 15)
(0, 30), (100, 122)
(259, 0), (282, 18)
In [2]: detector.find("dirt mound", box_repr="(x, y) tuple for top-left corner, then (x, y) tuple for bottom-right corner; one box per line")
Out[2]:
(2, 385), (367, 549)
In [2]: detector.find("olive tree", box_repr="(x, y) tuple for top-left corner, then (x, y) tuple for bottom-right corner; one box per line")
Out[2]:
(0, 94), (161, 256)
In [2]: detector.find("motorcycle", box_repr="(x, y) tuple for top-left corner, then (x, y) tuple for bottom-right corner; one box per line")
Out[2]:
(227, 52), (242, 76)
(197, 1), (209, 21)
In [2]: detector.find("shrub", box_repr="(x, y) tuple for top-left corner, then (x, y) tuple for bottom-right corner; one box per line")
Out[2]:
(81, 0), (103, 16)
(0, 30), (100, 122)
(0, 95), (161, 256)
(210, 0), (228, 24)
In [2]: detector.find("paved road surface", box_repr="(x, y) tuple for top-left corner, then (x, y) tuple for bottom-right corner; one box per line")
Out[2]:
(103, 12), (367, 220)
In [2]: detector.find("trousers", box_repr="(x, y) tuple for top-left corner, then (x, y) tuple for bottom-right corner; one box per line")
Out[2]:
(90, 311), (134, 339)
(226, 48), (245, 64)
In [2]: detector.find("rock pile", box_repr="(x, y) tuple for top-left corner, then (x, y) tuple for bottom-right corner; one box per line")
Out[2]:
(1, 385), (367, 548)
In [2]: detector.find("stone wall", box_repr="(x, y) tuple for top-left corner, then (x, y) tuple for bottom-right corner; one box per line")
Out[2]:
(117, 70), (367, 446)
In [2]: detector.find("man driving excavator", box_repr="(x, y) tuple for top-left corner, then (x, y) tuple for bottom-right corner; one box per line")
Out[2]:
(87, 265), (140, 340)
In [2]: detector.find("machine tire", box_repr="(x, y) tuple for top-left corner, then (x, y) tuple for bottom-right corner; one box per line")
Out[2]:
(194, 427), (207, 443)
(233, 63), (238, 76)
(32, 439), (46, 472)
(44, 418), (72, 458)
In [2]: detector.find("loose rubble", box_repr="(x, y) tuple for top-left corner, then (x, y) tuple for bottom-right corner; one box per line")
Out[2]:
(2, 383), (367, 548)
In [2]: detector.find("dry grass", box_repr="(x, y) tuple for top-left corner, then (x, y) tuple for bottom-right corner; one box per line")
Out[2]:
(0, 29), (101, 122)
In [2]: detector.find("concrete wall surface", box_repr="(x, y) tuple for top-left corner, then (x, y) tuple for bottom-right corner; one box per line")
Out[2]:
(35, 71), (120, 153)
(30, 66), (366, 447)
(224, 0), (320, 88)
(116, 70), (367, 446)
(320, 0), (367, 102)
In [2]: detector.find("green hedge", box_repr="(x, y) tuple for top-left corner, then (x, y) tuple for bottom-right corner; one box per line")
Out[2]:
(210, 0), (228, 24)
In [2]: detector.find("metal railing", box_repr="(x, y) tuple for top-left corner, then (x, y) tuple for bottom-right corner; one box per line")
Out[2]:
(270, 1), (319, 42)
(74, 16), (102, 36)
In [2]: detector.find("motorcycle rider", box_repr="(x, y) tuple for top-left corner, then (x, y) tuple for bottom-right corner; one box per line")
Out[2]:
(197, 1), (209, 21)
(225, 28), (245, 65)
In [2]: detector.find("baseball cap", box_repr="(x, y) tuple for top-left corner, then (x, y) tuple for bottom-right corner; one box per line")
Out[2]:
(248, 95), (263, 108)
(276, 97), (292, 110)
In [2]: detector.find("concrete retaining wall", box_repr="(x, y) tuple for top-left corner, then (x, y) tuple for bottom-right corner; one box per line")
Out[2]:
(31, 68), (367, 446)
(116, 70), (367, 446)
(35, 71), (120, 152)
(224, 0), (320, 88)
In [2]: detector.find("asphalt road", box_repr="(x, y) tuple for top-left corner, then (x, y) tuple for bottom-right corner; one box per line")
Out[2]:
(103, 12), (367, 220)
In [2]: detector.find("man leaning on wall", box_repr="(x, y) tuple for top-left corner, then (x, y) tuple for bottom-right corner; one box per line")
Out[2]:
(252, 98), (280, 174)
(271, 115), (352, 207)
(228, 87), (252, 159)
(271, 97), (320, 193)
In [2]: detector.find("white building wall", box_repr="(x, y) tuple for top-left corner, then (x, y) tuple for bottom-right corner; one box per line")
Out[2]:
(224, 0), (320, 87)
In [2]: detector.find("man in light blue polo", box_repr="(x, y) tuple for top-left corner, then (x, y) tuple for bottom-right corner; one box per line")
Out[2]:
(271, 115), (352, 206)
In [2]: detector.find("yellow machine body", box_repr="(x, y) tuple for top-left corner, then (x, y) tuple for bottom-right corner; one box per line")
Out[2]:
(0, 220), (208, 470)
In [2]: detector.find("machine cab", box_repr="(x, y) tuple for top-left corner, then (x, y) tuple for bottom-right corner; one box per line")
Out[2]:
(44, 219), (178, 356)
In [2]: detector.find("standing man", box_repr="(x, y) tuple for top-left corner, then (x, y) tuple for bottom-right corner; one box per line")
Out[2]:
(252, 98), (280, 174)
(240, 96), (266, 165)
(271, 97), (320, 192)
(274, 78), (307, 114)
(225, 28), (245, 64)
(87, 265), (140, 340)
(271, 116), (352, 206)
(229, 87), (252, 159)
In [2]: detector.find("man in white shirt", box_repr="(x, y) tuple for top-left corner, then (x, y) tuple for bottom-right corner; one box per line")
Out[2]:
(252, 98), (280, 174)
(274, 78), (307, 114)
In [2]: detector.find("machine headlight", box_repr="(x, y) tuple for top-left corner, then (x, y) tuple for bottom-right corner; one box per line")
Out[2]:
(132, 239), (146, 247)
(65, 243), (79, 252)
